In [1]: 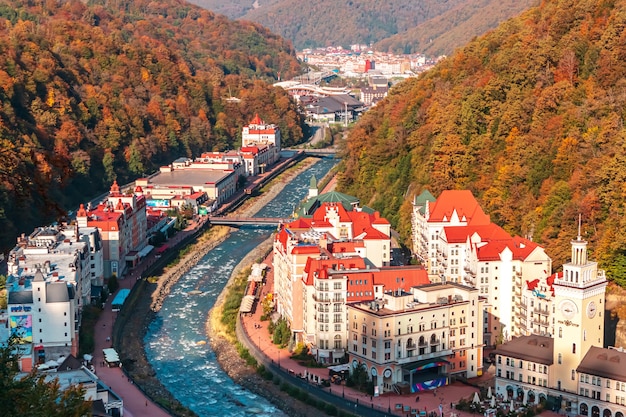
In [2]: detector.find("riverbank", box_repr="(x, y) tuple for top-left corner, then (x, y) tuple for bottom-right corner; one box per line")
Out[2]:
(205, 158), (335, 417)
(116, 155), (330, 416)
(117, 225), (231, 416)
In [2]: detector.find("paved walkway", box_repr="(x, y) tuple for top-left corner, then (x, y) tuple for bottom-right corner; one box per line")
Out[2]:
(92, 217), (206, 417)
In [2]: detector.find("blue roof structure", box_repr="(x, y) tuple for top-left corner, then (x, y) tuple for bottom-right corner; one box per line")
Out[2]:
(111, 289), (131, 312)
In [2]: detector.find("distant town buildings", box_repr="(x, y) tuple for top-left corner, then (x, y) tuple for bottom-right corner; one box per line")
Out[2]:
(297, 47), (439, 78)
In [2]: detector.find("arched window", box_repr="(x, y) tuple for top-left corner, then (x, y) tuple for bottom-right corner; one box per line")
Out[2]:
(559, 327), (563, 337)
(579, 403), (588, 416)
(407, 338), (414, 348)
(603, 409), (612, 417)
(430, 334), (437, 343)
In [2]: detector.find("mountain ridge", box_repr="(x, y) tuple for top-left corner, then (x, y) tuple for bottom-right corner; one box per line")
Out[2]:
(189, 0), (537, 55)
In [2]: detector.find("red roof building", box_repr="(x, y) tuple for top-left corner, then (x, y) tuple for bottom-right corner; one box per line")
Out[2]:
(76, 180), (147, 278)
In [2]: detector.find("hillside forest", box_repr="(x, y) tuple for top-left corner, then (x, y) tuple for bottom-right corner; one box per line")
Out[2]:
(0, 0), (304, 252)
(189, 0), (537, 56)
(337, 0), (626, 285)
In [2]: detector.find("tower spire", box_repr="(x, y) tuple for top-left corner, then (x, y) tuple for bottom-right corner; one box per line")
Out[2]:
(577, 213), (582, 241)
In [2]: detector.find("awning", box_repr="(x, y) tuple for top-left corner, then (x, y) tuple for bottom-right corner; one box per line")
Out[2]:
(402, 358), (450, 372)
(103, 348), (120, 363)
(138, 245), (154, 258)
(239, 295), (255, 313)
(125, 251), (139, 261)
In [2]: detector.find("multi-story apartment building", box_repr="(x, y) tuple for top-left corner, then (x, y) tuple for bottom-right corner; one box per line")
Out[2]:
(274, 192), (392, 325)
(411, 189), (552, 346)
(347, 283), (483, 394)
(411, 190), (490, 275)
(495, 231), (613, 416)
(76, 180), (147, 278)
(5, 223), (104, 368)
(241, 114), (281, 173)
(301, 256), (429, 364)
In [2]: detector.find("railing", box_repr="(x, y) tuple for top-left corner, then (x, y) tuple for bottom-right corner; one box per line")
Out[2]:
(312, 294), (330, 302)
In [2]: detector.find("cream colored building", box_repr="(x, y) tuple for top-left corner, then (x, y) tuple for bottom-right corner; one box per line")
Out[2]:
(411, 189), (553, 346)
(495, 231), (613, 416)
(347, 283), (483, 394)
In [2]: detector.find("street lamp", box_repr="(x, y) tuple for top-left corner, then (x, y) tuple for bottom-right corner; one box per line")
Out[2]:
(278, 350), (280, 368)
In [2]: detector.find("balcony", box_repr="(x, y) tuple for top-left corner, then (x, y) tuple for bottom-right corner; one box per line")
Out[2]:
(533, 307), (550, 315)
(531, 317), (549, 326)
(430, 338), (440, 345)
(407, 343), (417, 350)
(312, 294), (330, 303)
(396, 348), (453, 364)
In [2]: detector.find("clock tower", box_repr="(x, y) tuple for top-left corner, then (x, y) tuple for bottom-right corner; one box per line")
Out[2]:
(552, 218), (607, 393)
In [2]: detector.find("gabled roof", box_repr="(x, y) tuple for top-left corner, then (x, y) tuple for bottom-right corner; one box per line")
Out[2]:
(355, 226), (389, 240)
(476, 236), (542, 262)
(413, 190), (436, 215)
(303, 256), (366, 286)
(577, 346), (626, 381)
(428, 190), (490, 225)
(250, 114), (263, 125)
(443, 223), (510, 243)
(312, 202), (352, 222)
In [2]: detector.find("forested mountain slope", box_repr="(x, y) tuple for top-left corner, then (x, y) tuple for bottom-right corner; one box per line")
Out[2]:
(0, 0), (303, 252)
(337, 0), (626, 284)
(189, 0), (536, 55)
(373, 0), (538, 56)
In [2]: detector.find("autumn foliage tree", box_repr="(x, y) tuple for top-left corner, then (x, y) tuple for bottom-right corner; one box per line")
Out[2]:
(337, 0), (626, 283)
(0, 0), (305, 251)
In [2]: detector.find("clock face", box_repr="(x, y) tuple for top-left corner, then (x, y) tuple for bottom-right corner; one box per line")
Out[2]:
(587, 301), (597, 318)
(559, 300), (577, 319)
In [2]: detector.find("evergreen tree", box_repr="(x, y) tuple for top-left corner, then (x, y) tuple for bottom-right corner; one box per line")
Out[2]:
(0, 336), (91, 417)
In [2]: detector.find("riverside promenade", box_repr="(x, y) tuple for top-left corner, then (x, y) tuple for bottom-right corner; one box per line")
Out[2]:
(238, 251), (563, 417)
(92, 217), (207, 417)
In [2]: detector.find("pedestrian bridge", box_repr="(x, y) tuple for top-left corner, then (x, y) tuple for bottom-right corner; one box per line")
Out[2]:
(207, 216), (291, 226)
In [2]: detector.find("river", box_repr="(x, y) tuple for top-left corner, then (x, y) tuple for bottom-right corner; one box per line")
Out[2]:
(144, 157), (337, 417)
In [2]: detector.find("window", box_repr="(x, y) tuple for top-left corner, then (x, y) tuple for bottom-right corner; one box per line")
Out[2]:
(573, 343), (576, 353)
(558, 353), (562, 364)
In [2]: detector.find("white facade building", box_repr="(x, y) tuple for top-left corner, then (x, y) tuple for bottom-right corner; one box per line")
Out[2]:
(495, 231), (612, 416)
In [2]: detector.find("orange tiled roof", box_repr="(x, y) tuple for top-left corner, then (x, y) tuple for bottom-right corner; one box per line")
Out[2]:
(428, 190), (490, 224)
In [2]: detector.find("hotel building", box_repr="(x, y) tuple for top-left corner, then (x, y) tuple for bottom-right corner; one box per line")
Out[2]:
(347, 282), (483, 394)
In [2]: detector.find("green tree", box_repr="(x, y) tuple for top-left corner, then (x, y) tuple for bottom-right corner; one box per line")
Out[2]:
(347, 362), (369, 391)
(107, 274), (119, 294)
(0, 336), (91, 416)
(271, 317), (291, 347)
